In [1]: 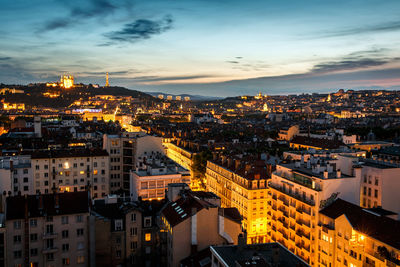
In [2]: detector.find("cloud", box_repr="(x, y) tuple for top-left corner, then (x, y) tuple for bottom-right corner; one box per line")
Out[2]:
(40, 0), (131, 32)
(104, 15), (173, 43)
(0, 57), (11, 61)
(226, 61), (239, 64)
(319, 21), (400, 38)
(132, 74), (212, 83)
(311, 58), (390, 73)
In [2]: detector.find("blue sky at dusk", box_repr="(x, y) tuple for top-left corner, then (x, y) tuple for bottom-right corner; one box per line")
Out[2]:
(1, 0), (400, 96)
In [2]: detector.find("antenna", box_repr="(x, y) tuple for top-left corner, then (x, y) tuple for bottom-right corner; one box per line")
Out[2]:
(105, 72), (109, 87)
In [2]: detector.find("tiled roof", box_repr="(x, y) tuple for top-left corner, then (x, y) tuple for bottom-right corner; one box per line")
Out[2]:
(6, 191), (90, 220)
(320, 198), (400, 250)
(290, 136), (345, 149)
(162, 195), (215, 227)
(30, 148), (108, 159)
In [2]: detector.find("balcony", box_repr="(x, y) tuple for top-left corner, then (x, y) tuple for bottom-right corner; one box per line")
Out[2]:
(42, 247), (58, 254)
(43, 232), (58, 239)
(270, 183), (315, 206)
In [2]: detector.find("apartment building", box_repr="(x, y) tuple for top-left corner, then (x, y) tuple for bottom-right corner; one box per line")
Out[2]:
(165, 142), (196, 181)
(5, 191), (90, 267)
(206, 157), (271, 244)
(358, 159), (400, 219)
(161, 192), (242, 267)
(318, 198), (400, 267)
(268, 156), (361, 266)
(92, 196), (142, 267)
(130, 154), (190, 201)
(30, 149), (109, 199)
(103, 133), (164, 193)
(0, 155), (33, 195)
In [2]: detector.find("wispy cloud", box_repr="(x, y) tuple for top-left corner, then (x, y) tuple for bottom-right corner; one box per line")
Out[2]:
(103, 15), (173, 43)
(132, 74), (212, 83)
(311, 58), (390, 73)
(40, 0), (132, 32)
(318, 21), (400, 38)
(0, 57), (11, 61)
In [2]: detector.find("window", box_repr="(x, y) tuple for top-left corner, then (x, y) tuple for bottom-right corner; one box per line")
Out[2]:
(116, 250), (121, 258)
(14, 221), (21, 229)
(77, 256), (85, 264)
(62, 243), (69, 252)
(46, 239), (54, 249)
(46, 224), (54, 234)
(13, 250), (22, 259)
(23, 177), (28, 183)
(47, 253), (54, 261)
(375, 177), (379, 186)
(62, 216), (69, 224)
(30, 248), (38, 256)
(368, 188), (371, 197)
(30, 233), (38, 242)
(374, 189), (378, 198)
(77, 229), (84, 236)
(144, 217), (151, 227)
(35, 165), (39, 170)
(145, 233), (151, 241)
(131, 241), (137, 250)
(13, 235), (21, 244)
(44, 165), (48, 170)
(30, 219), (37, 227)
(73, 163), (78, 168)
(77, 242), (85, 250)
(130, 227), (137, 236)
(62, 258), (70, 265)
(76, 215), (83, 223)
(62, 230), (69, 238)
(115, 219), (123, 231)
(23, 169), (28, 174)
(363, 187), (366, 195)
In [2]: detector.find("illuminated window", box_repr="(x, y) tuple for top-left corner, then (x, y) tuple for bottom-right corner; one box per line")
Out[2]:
(93, 170), (98, 175)
(145, 233), (151, 241)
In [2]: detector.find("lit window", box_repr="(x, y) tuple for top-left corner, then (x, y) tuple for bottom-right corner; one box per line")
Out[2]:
(93, 170), (98, 175)
(80, 171), (85, 174)
(145, 233), (151, 241)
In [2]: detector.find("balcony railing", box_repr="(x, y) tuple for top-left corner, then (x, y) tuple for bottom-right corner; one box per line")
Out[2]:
(270, 183), (315, 206)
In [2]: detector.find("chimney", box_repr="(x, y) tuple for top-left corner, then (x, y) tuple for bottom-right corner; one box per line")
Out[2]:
(272, 244), (280, 266)
(227, 158), (233, 168)
(191, 207), (198, 254)
(336, 169), (341, 178)
(323, 171), (329, 179)
(235, 159), (241, 170)
(237, 233), (246, 251)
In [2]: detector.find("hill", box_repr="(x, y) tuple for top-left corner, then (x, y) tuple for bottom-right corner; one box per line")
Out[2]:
(0, 83), (157, 108)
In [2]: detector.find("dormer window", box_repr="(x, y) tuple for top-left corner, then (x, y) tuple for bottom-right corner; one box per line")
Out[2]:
(115, 219), (123, 231)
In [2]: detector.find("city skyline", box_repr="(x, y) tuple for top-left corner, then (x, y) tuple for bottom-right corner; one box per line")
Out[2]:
(2, 0), (400, 96)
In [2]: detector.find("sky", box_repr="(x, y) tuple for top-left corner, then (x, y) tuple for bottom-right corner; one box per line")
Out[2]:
(1, 0), (400, 96)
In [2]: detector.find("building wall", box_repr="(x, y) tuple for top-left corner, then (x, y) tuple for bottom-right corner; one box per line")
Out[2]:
(206, 161), (269, 243)
(31, 155), (109, 199)
(6, 213), (89, 267)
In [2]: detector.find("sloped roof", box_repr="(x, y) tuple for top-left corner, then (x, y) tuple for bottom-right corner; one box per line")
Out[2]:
(320, 198), (400, 250)
(6, 191), (90, 220)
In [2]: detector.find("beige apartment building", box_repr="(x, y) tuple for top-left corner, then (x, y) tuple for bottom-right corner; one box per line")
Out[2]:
(5, 191), (90, 267)
(31, 149), (109, 199)
(268, 156), (361, 266)
(161, 192), (242, 267)
(318, 198), (400, 267)
(206, 157), (271, 244)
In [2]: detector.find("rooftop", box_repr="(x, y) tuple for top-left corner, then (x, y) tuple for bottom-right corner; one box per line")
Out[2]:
(320, 198), (400, 250)
(211, 242), (309, 267)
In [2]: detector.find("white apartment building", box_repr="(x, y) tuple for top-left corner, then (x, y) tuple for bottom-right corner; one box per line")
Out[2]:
(6, 191), (91, 267)
(130, 155), (190, 201)
(31, 149), (109, 199)
(268, 156), (361, 265)
(0, 155), (33, 195)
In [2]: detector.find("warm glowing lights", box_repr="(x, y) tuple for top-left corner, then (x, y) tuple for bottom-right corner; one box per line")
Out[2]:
(64, 162), (70, 169)
(145, 233), (151, 241)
